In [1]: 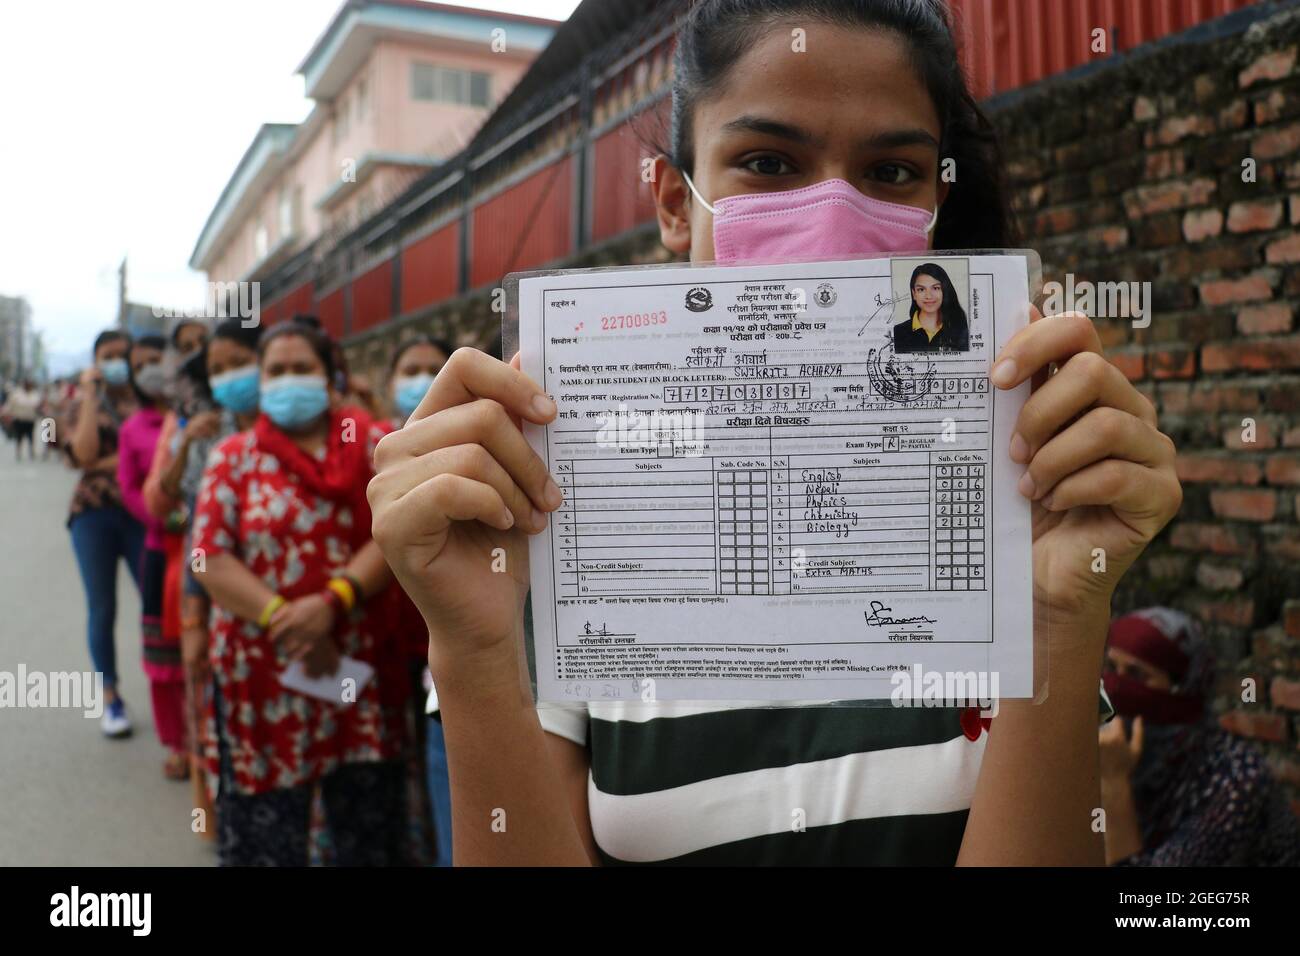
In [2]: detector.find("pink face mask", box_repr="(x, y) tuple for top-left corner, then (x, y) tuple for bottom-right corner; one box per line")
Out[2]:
(682, 172), (939, 265)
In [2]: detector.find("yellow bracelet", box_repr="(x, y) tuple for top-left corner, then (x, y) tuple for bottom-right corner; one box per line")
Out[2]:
(326, 578), (356, 614)
(257, 595), (287, 629)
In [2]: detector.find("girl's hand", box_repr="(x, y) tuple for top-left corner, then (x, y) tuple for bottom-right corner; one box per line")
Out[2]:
(367, 348), (561, 671)
(993, 310), (1182, 630)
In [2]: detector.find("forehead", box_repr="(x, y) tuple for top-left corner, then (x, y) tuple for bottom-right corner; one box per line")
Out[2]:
(262, 334), (319, 363)
(694, 23), (940, 143)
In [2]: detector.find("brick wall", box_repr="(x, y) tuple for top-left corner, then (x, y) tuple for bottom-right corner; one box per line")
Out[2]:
(991, 3), (1300, 811)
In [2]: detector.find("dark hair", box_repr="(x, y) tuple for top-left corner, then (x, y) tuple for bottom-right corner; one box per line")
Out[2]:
(127, 333), (167, 406)
(389, 335), (455, 373)
(212, 317), (263, 353)
(257, 322), (335, 381)
(907, 262), (968, 345)
(668, 0), (1016, 248)
(169, 318), (208, 349)
(92, 329), (129, 358)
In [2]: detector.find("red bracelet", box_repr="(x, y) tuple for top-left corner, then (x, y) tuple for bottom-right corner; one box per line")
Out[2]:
(320, 587), (345, 622)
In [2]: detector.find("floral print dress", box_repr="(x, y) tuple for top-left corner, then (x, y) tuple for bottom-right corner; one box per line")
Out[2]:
(192, 421), (405, 797)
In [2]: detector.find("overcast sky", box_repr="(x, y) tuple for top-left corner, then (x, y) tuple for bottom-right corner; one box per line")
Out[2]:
(0, 0), (581, 372)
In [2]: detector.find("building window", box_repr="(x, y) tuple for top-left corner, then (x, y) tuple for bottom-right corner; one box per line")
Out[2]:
(278, 186), (300, 239)
(411, 62), (491, 107)
(254, 223), (269, 261)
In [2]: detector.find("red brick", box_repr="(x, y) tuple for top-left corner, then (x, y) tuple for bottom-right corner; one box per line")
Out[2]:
(1197, 597), (1255, 628)
(1195, 560), (1244, 591)
(1198, 273), (1274, 307)
(1108, 348), (1145, 381)
(1149, 346), (1195, 379)
(1239, 47), (1297, 89)
(1237, 302), (1293, 335)
(1170, 522), (1256, 556)
(1202, 336), (1300, 373)
(1272, 676), (1300, 711)
(1188, 383), (1261, 414)
(1254, 122), (1300, 161)
(1255, 87), (1300, 124)
(1156, 114), (1214, 145)
(1157, 382), (1192, 414)
(1124, 177), (1217, 217)
(1210, 488), (1277, 521)
(1175, 454), (1262, 485)
(1267, 529), (1300, 561)
(1227, 198), (1284, 233)
(1265, 233), (1300, 264)
(1292, 194), (1300, 224)
(1143, 150), (1185, 182)
(1266, 454), (1300, 485)
(1286, 600), (1300, 639)
(1182, 208), (1224, 242)
(1218, 709), (1287, 743)
(1224, 418), (1279, 450)
(1219, 99), (1250, 131)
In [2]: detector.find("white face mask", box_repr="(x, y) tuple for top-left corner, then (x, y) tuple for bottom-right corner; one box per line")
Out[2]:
(134, 363), (167, 397)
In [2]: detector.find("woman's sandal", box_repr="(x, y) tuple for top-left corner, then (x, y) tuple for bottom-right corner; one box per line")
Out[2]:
(163, 752), (190, 781)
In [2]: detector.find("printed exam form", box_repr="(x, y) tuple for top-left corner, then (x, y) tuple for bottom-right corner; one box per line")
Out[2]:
(516, 254), (1037, 703)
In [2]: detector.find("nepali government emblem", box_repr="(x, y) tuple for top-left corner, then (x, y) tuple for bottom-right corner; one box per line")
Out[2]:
(685, 287), (713, 313)
(814, 282), (837, 308)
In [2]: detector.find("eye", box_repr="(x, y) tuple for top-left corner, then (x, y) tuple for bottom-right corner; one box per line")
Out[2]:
(870, 163), (919, 185)
(743, 155), (795, 176)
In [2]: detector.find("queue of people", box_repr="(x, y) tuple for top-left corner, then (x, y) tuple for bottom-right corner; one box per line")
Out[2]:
(58, 313), (458, 866)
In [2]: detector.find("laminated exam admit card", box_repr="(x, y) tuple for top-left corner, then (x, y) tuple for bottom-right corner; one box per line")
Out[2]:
(513, 253), (1040, 705)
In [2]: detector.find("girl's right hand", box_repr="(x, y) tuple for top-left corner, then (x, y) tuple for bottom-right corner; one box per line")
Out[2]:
(367, 349), (561, 670)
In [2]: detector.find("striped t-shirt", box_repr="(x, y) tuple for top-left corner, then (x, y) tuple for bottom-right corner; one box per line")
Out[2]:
(538, 692), (1114, 865)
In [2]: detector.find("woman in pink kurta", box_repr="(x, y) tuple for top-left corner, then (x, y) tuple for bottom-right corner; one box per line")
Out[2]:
(117, 334), (187, 778)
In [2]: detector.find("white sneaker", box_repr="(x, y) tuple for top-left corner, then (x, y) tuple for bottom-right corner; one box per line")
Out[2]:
(101, 697), (133, 738)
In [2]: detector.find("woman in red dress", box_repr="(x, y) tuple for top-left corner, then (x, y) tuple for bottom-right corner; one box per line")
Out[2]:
(192, 322), (408, 866)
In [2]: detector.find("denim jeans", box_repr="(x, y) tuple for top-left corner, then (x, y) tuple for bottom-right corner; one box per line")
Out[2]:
(426, 716), (454, 867)
(69, 506), (144, 692)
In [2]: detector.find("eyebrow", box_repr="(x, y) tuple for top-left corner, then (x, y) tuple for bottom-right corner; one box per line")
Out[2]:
(858, 129), (941, 152)
(720, 116), (824, 147)
(720, 116), (940, 153)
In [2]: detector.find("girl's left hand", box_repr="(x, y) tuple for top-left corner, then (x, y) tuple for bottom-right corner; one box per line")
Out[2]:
(992, 310), (1182, 631)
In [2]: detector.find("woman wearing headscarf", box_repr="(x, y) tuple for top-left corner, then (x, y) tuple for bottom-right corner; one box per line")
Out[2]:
(192, 321), (409, 866)
(1100, 607), (1300, 866)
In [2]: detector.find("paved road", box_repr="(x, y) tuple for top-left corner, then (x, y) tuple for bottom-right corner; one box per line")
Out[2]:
(0, 448), (212, 865)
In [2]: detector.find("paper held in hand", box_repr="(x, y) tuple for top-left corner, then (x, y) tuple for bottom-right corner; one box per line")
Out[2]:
(514, 253), (1037, 705)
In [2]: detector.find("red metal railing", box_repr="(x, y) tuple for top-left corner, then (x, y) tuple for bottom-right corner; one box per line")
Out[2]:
(949, 0), (1261, 98)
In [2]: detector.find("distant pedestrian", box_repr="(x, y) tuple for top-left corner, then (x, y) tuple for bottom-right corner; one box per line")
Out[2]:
(3, 378), (41, 461)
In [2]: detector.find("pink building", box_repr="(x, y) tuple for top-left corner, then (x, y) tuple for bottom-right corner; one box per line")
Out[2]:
(190, 0), (559, 286)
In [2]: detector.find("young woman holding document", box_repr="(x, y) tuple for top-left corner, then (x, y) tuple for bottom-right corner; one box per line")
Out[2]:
(367, 0), (1182, 865)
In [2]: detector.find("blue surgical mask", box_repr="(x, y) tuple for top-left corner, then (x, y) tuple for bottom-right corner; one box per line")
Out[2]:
(209, 365), (260, 414)
(394, 373), (436, 418)
(260, 374), (330, 430)
(99, 358), (129, 386)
